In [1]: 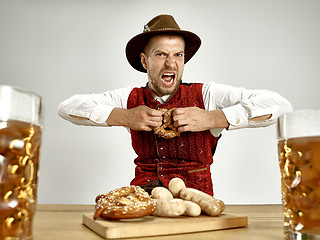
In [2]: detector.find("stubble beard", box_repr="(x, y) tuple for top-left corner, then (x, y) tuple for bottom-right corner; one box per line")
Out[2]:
(148, 69), (183, 97)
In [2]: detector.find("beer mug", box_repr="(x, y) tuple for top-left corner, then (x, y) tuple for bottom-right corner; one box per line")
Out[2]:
(278, 110), (320, 239)
(0, 85), (43, 239)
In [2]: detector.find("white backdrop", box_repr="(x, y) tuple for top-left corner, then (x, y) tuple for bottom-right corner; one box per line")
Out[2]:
(1, 0), (319, 204)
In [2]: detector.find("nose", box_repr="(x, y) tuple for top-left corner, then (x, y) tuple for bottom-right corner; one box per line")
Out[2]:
(165, 55), (175, 69)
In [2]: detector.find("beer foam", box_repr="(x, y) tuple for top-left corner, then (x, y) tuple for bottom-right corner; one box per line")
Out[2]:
(278, 109), (320, 140)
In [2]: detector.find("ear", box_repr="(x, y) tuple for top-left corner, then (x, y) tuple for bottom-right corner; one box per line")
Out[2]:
(140, 53), (148, 70)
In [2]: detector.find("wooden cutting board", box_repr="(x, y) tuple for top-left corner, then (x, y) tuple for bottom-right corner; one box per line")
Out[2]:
(82, 213), (248, 239)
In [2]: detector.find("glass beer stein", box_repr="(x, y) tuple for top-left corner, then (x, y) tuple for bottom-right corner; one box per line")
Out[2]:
(0, 85), (43, 239)
(278, 110), (320, 240)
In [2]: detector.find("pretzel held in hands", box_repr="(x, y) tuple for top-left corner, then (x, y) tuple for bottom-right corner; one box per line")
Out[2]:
(153, 108), (180, 139)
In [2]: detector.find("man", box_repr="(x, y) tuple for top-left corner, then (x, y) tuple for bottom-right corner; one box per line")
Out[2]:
(58, 15), (292, 195)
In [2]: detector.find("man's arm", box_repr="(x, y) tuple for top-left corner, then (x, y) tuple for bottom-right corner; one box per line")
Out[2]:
(173, 82), (291, 133)
(173, 108), (228, 132)
(67, 105), (163, 131)
(173, 107), (272, 133)
(106, 106), (162, 131)
(57, 87), (132, 126)
(202, 82), (292, 131)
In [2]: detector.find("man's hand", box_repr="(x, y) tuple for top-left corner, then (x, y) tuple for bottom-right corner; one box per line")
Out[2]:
(172, 107), (230, 133)
(106, 106), (163, 131)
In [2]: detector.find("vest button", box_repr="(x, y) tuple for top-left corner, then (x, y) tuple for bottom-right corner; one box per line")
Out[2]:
(160, 147), (163, 150)
(162, 156), (166, 159)
(147, 179), (150, 182)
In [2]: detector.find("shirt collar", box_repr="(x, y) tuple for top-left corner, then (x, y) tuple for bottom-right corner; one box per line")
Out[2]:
(147, 84), (171, 103)
(154, 94), (171, 103)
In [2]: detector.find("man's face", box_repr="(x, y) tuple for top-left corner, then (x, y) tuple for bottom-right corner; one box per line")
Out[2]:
(140, 34), (185, 97)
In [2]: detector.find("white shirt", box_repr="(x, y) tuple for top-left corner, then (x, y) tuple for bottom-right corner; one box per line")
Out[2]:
(57, 82), (293, 137)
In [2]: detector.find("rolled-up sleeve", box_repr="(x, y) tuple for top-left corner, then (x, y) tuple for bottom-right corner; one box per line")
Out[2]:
(202, 82), (293, 130)
(57, 86), (133, 126)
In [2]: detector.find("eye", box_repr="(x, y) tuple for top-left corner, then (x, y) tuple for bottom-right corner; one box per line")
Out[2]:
(176, 53), (184, 57)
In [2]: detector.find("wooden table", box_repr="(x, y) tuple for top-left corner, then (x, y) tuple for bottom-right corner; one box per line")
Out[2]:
(33, 204), (285, 240)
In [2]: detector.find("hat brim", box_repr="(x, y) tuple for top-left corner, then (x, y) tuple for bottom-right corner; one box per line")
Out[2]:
(126, 29), (201, 73)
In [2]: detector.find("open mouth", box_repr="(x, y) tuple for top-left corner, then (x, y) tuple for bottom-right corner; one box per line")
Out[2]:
(161, 72), (175, 87)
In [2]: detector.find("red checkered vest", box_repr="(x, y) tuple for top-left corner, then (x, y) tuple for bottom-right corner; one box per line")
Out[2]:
(127, 83), (219, 195)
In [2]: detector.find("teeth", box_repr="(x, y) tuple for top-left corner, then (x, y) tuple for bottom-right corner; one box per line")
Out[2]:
(166, 78), (174, 84)
(162, 72), (175, 84)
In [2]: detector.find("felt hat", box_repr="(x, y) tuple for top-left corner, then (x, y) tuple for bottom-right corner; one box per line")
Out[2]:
(125, 14), (201, 73)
